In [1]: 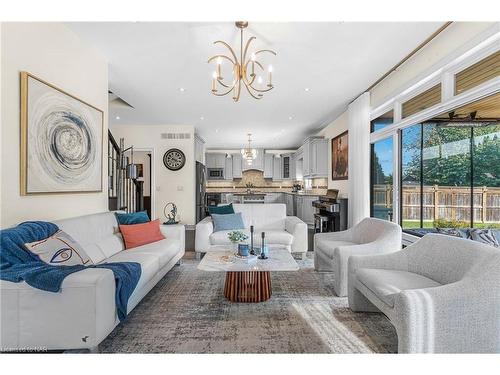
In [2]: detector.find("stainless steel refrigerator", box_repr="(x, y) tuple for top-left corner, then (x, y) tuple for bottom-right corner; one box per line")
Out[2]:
(195, 161), (206, 223)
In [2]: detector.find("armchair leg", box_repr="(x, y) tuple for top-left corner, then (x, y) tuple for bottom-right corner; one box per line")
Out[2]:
(195, 253), (202, 261)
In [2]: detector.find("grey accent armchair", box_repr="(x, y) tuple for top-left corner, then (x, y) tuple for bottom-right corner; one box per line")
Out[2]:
(314, 217), (402, 296)
(348, 234), (500, 353)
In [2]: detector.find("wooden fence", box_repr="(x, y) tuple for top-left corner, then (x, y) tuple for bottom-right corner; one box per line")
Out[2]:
(373, 184), (500, 224)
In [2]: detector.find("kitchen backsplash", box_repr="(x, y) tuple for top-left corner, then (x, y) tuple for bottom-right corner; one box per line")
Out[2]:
(206, 170), (328, 195)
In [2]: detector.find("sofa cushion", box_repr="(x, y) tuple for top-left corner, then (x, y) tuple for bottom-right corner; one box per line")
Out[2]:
(233, 204), (286, 231)
(124, 238), (181, 268)
(105, 252), (160, 291)
(55, 212), (124, 262)
(208, 203), (235, 215)
(115, 210), (150, 225)
(119, 219), (165, 249)
(209, 229), (293, 247)
(24, 230), (93, 266)
(211, 213), (245, 232)
(315, 238), (357, 258)
(356, 268), (441, 307)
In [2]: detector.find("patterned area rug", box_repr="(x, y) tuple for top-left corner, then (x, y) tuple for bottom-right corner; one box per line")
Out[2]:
(99, 253), (398, 353)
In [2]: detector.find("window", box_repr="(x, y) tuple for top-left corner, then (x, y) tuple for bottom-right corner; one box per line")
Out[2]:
(399, 116), (499, 229)
(370, 137), (394, 220)
(473, 123), (500, 228)
(370, 110), (394, 133)
(402, 84), (441, 119)
(401, 124), (422, 228)
(455, 51), (500, 95)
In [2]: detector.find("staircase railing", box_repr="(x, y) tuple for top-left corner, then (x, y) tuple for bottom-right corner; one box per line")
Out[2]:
(108, 130), (144, 213)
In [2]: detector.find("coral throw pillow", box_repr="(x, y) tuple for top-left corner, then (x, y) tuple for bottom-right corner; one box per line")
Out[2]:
(119, 219), (165, 249)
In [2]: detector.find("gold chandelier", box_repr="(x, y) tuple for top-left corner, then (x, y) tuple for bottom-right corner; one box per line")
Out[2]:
(208, 21), (276, 102)
(241, 133), (257, 164)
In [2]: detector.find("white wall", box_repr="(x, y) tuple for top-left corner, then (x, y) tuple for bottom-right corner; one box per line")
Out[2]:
(316, 111), (349, 198)
(0, 23), (108, 227)
(370, 22), (495, 108)
(109, 124), (196, 225)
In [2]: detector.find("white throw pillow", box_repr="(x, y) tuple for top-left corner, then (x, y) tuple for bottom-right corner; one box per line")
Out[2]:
(25, 230), (93, 266)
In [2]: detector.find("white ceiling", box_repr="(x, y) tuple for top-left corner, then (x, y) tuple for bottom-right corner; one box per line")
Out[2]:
(67, 22), (445, 148)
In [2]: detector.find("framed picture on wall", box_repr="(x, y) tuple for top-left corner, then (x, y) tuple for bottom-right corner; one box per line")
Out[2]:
(331, 131), (348, 180)
(20, 72), (104, 195)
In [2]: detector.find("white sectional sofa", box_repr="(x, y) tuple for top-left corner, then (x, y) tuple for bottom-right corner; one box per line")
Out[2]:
(0, 212), (185, 352)
(195, 204), (308, 259)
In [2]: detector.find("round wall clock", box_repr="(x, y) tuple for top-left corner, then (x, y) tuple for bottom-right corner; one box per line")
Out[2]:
(163, 148), (186, 171)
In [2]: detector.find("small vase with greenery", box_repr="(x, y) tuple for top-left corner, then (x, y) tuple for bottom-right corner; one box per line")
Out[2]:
(227, 230), (249, 254)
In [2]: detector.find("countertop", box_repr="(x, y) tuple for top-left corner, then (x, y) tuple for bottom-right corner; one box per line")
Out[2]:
(207, 191), (325, 197)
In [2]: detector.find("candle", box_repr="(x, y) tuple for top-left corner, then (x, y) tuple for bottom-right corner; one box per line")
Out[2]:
(216, 57), (222, 79)
(250, 53), (256, 77)
(211, 71), (217, 92)
(267, 65), (273, 87)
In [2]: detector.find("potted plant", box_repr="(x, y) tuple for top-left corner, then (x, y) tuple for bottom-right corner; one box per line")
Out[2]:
(227, 230), (249, 256)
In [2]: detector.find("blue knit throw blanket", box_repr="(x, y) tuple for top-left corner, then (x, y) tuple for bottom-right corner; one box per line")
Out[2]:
(0, 221), (141, 321)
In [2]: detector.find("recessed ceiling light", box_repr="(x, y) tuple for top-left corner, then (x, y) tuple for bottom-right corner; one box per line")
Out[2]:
(288, 116), (293, 120)
(215, 129), (219, 133)
(304, 88), (310, 92)
(200, 116), (204, 120)
(179, 87), (185, 92)
(115, 116), (120, 120)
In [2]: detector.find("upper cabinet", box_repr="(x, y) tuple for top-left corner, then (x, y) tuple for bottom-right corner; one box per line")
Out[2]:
(195, 135), (205, 165)
(232, 154), (242, 178)
(225, 155), (233, 180)
(264, 153), (274, 178)
(301, 137), (328, 178)
(205, 153), (226, 169)
(273, 157), (282, 180)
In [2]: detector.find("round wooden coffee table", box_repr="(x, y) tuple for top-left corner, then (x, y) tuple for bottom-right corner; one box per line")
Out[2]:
(197, 247), (299, 303)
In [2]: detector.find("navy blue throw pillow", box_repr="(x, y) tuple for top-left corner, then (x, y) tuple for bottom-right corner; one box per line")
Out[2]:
(208, 203), (235, 215)
(115, 211), (150, 225)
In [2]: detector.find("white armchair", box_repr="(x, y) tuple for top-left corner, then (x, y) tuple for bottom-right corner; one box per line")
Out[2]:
(195, 204), (308, 259)
(348, 234), (500, 353)
(314, 217), (402, 296)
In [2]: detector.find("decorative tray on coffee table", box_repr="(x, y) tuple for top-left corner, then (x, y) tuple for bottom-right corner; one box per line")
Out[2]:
(233, 253), (258, 263)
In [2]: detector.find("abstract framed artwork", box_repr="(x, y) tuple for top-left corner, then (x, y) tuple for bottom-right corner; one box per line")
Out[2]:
(331, 130), (348, 180)
(20, 72), (103, 194)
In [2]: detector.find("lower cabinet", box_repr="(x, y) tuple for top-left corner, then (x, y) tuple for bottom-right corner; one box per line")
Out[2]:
(264, 192), (283, 204)
(295, 195), (318, 226)
(285, 193), (294, 216)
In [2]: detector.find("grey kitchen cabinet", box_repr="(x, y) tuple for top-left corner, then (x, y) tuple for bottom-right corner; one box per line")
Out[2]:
(296, 195), (304, 221)
(290, 153), (296, 180)
(205, 153), (225, 168)
(285, 193), (294, 216)
(205, 153), (215, 168)
(195, 134), (205, 165)
(264, 192), (283, 203)
(300, 196), (318, 226)
(225, 156), (233, 180)
(273, 157), (282, 180)
(232, 154), (242, 178)
(282, 154), (291, 179)
(264, 153), (274, 178)
(302, 137), (328, 178)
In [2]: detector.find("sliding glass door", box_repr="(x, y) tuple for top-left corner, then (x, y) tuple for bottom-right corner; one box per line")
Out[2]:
(399, 122), (500, 229)
(370, 137), (394, 221)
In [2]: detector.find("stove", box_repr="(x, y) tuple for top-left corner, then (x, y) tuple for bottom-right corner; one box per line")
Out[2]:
(312, 189), (348, 233)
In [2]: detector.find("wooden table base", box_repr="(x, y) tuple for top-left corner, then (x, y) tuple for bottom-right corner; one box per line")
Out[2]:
(224, 271), (271, 302)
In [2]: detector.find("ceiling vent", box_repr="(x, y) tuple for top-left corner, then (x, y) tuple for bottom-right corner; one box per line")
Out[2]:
(161, 133), (191, 140)
(108, 90), (134, 109)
